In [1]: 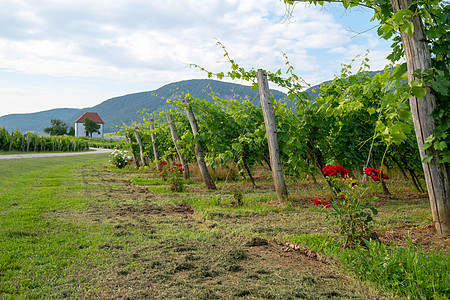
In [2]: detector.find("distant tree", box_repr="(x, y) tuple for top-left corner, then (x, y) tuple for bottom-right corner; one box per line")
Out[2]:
(67, 126), (75, 136)
(84, 118), (100, 138)
(44, 119), (68, 136)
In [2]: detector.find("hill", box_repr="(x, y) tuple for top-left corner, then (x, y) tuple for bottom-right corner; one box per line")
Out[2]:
(0, 79), (289, 134)
(0, 108), (83, 134)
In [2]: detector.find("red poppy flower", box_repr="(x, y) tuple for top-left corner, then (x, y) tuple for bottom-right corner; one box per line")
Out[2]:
(314, 198), (322, 206)
(372, 175), (380, 181)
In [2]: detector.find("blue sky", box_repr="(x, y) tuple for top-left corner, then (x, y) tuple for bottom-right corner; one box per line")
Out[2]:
(0, 0), (393, 118)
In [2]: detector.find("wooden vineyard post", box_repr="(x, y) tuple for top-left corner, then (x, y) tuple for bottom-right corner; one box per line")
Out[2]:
(184, 99), (216, 190)
(391, 0), (450, 234)
(126, 135), (140, 167)
(256, 70), (288, 201)
(167, 113), (190, 179)
(34, 135), (38, 152)
(21, 134), (25, 151)
(41, 136), (44, 152)
(134, 127), (147, 167)
(26, 134), (30, 152)
(149, 118), (160, 162)
(9, 131), (13, 151)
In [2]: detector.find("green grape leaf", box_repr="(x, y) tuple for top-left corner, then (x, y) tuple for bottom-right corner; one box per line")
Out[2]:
(422, 154), (433, 164)
(433, 141), (447, 151)
(440, 152), (450, 163)
(412, 86), (427, 98)
(431, 76), (450, 96)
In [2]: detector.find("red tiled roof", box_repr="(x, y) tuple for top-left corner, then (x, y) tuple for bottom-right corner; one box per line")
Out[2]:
(75, 112), (104, 124)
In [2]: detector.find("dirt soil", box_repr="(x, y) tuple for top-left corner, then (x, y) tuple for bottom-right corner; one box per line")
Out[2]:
(51, 165), (449, 299)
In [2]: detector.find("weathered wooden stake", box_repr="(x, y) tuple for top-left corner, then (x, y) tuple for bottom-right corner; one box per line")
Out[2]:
(184, 99), (216, 190)
(21, 134), (25, 151)
(256, 70), (288, 201)
(9, 131), (13, 151)
(134, 128), (147, 167)
(392, 0), (450, 234)
(41, 136), (44, 152)
(34, 135), (38, 152)
(149, 118), (160, 162)
(26, 134), (30, 152)
(126, 135), (140, 167)
(167, 113), (190, 179)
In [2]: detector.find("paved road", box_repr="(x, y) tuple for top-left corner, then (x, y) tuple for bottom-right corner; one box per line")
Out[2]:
(0, 148), (114, 160)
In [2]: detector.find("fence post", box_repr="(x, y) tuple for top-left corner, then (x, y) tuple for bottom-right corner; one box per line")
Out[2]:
(134, 127), (147, 167)
(256, 70), (288, 201)
(167, 113), (190, 179)
(184, 98), (216, 190)
(149, 118), (159, 162)
(26, 134), (30, 152)
(126, 135), (140, 167)
(34, 134), (38, 152)
(9, 131), (13, 151)
(20, 134), (24, 151)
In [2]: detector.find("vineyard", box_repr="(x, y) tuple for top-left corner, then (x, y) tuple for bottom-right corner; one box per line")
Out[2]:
(0, 127), (127, 153)
(119, 63), (425, 197)
(0, 0), (448, 297)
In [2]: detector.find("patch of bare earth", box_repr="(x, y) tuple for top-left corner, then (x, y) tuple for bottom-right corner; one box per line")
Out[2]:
(54, 165), (403, 299)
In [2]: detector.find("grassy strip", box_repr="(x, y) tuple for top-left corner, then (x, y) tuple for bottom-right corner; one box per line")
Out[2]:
(286, 234), (450, 299)
(0, 155), (113, 298)
(1, 156), (447, 299)
(341, 239), (450, 299)
(0, 156), (386, 299)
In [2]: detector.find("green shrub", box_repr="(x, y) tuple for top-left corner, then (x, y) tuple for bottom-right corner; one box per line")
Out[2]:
(109, 149), (132, 168)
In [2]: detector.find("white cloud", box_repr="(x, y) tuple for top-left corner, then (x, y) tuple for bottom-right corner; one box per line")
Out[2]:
(0, 0), (393, 117)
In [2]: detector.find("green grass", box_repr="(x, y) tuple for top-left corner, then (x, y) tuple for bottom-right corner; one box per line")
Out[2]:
(0, 156), (448, 299)
(0, 155), (114, 298)
(286, 233), (450, 299)
(341, 239), (450, 299)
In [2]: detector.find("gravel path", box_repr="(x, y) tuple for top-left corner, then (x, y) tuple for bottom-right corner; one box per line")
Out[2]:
(0, 148), (114, 160)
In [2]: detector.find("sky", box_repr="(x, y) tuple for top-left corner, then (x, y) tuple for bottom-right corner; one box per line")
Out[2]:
(0, 0), (394, 118)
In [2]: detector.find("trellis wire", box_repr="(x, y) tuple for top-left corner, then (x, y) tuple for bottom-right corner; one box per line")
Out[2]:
(216, 93), (259, 205)
(362, 42), (399, 184)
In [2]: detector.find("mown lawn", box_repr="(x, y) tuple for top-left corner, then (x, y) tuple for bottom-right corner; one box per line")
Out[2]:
(0, 154), (448, 299)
